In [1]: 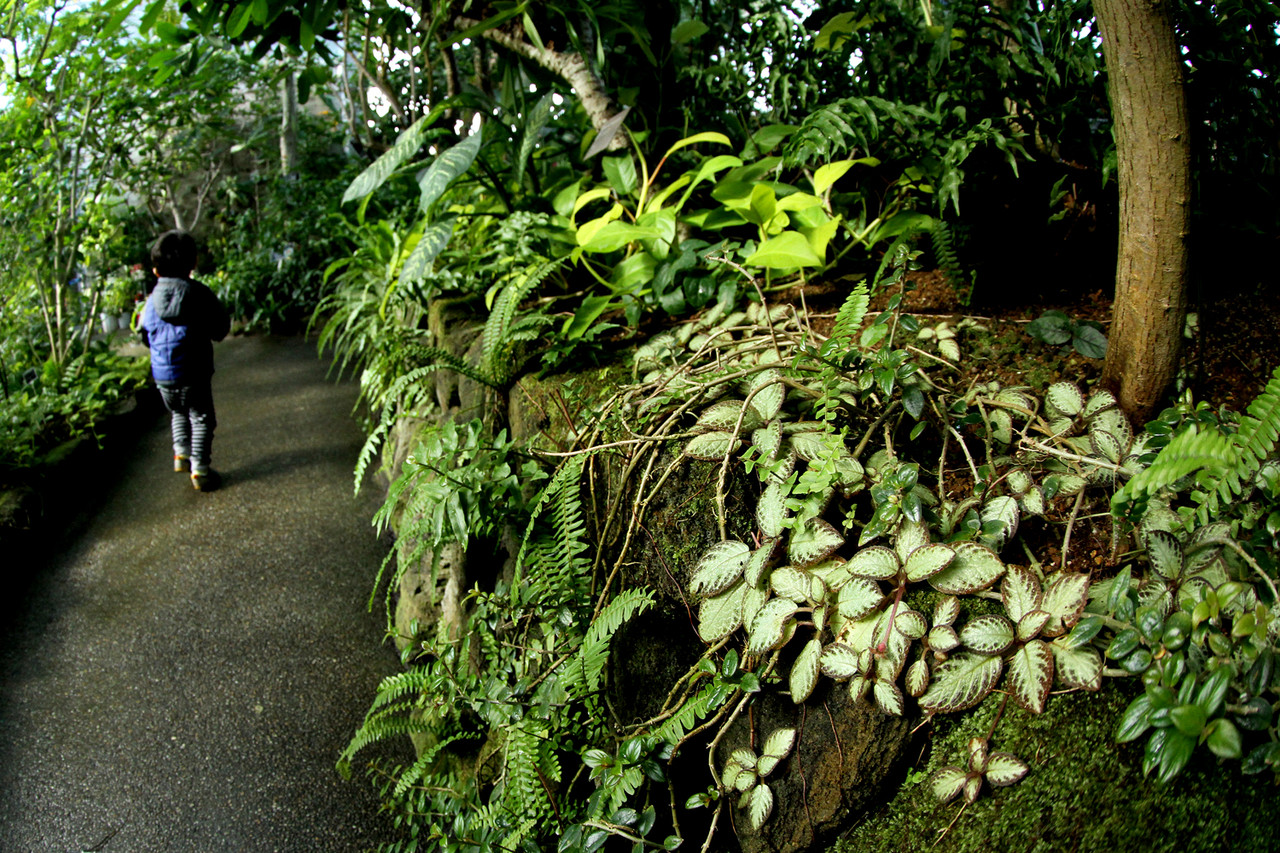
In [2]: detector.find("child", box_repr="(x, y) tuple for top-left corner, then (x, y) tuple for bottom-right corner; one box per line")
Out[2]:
(139, 230), (231, 492)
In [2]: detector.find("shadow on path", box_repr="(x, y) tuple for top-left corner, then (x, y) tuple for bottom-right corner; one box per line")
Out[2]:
(0, 335), (407, 852)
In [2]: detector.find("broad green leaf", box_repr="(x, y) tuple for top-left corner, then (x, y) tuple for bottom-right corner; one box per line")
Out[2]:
(747, 598), (799, 654)
(790, 638), (823, 703)
(1116, 693), (1154, 742)
(672, 18), (709, 44)
(575, 203), (625, 246)
(1007, 639), (1054, 713)
(1145, 529), (1184, 581)
(342, 110), (443, 203)
(820, 643), (862, 679)
(874, 679), (905, 716)
(744, 231), (823, 269)
(663, 131), (732, 161)
(1051, 642), (1102, 690)
(572, 187), (614, 221)
(921, 653), (1004, 714)
(837, 577), (885, 621)
(697, 400), (764, 432)
(582, 221), (662, 253)
(226, 2), (253, 37)
(928, 766), (969, 803)
(1002, 565), (1043, 623)
(697, 581), (747, 641)
(959, 614), (1015, 654)
(1150, 728), (1196, 783)
(1206, 718), (1243, 759)
(757, 728), (796, 776)
(929, 542), (1006, 594)
(985, 753), (1029, 787)
(399, 219), (455, 285)
(418, 130), (484, 213)
(1046, 382), (1085, 418)
(603, 153), (638, 196)
(757, 482), (790, 541)
(788, 519), (845, 568)
(776, 192), (824, 212)
(747, 783), (774, 830)
(847, 546), (900, 581)
(904, 543), (956, 582)
(684, 431), (741, 460)
(813, 159), (873, 195)
(1040, 573), (1091, 636)
(691, 540), (750, 597)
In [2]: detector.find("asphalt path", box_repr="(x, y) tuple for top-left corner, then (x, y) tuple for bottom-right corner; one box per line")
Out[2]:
(0, 335), (409, 852)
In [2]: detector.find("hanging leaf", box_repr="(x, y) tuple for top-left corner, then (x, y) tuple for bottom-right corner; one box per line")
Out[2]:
(744, 231), (823, 269)
(920, 653), (1004, 713)
(418, 130), (484, 213)
(788, 518), (845, 567)
(820, 643), (863, 679)
(904, 543), (956, 582)
(985, 753), (1030, 787)
(1052, 641), (1103, 690)
(698, 581), (747, 642)
(1007, 640), (1054, 713)
(929, 542), (1006, 594)
(343, 110), (443, 203)
(691, 541), (751, 597)
(685, 431), (741, 460)
(516, 93), (555, 185)
(959, 614), (1016, 655)
(837, 577), (886, 621)
(1001, 565), (1043, 623)
(929, 766), (969, 803)
(1039, 573), (1091, 636)
(747, 783), (774, 830)
(847, 545), (900, 581)
(758, 728), (796, 776)
(399, 219), (455, 286)
(874, 679), (906, 716)
(790, 638), (823, 703)
(747, 598), (800, 654)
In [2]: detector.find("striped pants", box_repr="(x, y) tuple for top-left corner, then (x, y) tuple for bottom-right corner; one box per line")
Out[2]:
(158, 382), (217, 473)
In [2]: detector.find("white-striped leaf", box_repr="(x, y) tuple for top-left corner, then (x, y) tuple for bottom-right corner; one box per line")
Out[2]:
(733, 766), (758, 792)
(904, 543), (956, 582)
(837, 577), (885, 621)
(820, 643), (862, 679)
(847, 545), (900, 580)
(850, 674), (872, 702)
(929, 542), (1006, 594)
(1046, 381), (1084, 418)
(685, 430), (741, 460)
(875, 627), (911, 681)
(399, 219), (455, 285)
(697, 399), (764, 432)
(691, 540), (750, 596)
(747, 783), (774, 830)
(928, 624), (961, 653)
(906, 658), (931, 697)
(418, 130), (484, 213)
(894, 519), (931, 564)
(979, 496), (1020, 551)
(757, 728), (796, 776)
(721, 759), (743, 792)
(744, 542), (775, 588)
(963, 774), (984, 804)
(1040, 572), (1091, 636)
(985, 752), (1030, 787)
(788, 518), (845, 567)
(874, 679), (905, 716)
(1145, 529), (1184, 581)
(771, 567), (811, 603)
(748, 370), (785, 422)
(934, 595), (961, 627)
(747, 598), (799, 654)
(743, 584), (771, 631)
(1090, 428), (1124, 464)
(789, 430), (831, 462)
(929, 766), (969, 803)
(920, 653), (1004, 714)
(1016, 609), (1051, 642)
(968, 736), (988, 770)
(895, 608), (928, 640)
(1052, 641), (1102, 690)
(811, 557), (852, 591)
(1007, 639), (1054, 713)
(757, 479), (790, 540)
(991, 408), (1014, 444)
(1083, 388), (1117, 418)
(729, 747), (757, 772)
(1090, 408), (1132, 449)
(1019, 487), (1045, 516)
(1001, 565), (1043, 623)
(959, 614), (1015, 654)
(1055, 473), (1087, 495)
(698, 581), (746, 642)
(752, 421), (783, 461)
(342, 112), (438, 202)
(790, 637), (823, 703)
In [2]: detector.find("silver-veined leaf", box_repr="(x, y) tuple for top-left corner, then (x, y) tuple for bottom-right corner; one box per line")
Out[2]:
(836, 577), (885, 621)
(789, 430), (832, 462)
(1145, 529), (1184, 581)
(1040, 572), (1091, 636)
(685, 431), (741, 460)
(904, 543), (956, 582)
(691, 540), (750, 597)
(757, 728), (796, 776)
(1091, 408), (1132, 449)
(906, 658), (931, 697)
(894, 519), (932, 564)
(743, 584), (770, 630)
(820, 643), (862, 679)
(771, 567), (811, 603)
(959, 614), (1015, 654)
(894, 609), (928, 640)
(1083, 388), (1118, 418)
(963, 774), (984, 804)
(991, 408), (1014, 444)
(788, 518), (845, 567)
(744, 542), (775, 588)
(934, 595), (961, 627)
(1046, 381), (1085, 418)
(875, 627), (912, 681)
(1090, 429), (1124, 464)
(979, 496), (1020, 551)
(752, 421), (783, 461)
(929, 766), (969, 803)
(728, 747), (757, 773)
(697, 581), (746, 642)
(757, 480), (791, 540)
(747, 783), (774, 830)
(748, 370), (785, 422)
(790, 637), (823, 703)
(985, 752), (1030, 787)
(1016, 609), (1051, 641)
(849, 674), (872, 702)
(874, 679), (905, 716)
(747, 598), (799, 654)
(929, 542), (1005, 594)
(1052, 641), (1103, 690)
(697, 399), (764, 432)
(1001, 564), (1043, 623)
(928, 624), (961, 653)
(847, 545), (900, 580)
(920, 653), (1004, 714)
(1007, 639), (1054, 713)
(418, 130), (484, 213)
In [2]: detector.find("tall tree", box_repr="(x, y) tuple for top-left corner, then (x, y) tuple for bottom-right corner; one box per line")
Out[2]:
(1093, 0), (1191, 422)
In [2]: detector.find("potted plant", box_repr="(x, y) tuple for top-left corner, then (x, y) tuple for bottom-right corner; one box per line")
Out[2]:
(101, 272), (136, 333)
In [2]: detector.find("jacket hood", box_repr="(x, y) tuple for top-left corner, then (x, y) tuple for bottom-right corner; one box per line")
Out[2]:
(152, 277), (194, 323)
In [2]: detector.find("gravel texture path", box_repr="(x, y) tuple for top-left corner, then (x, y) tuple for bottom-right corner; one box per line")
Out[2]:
(0, 335), (407, 852)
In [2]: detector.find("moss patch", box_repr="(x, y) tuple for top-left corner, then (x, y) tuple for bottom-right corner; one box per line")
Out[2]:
(839, 684), (1280, 853)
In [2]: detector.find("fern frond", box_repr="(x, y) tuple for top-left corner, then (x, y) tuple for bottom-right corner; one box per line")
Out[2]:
(483, 257), (562, 385)
(1111, 426), (1234, 517)
(337, 711), (432, 778)
(392, 732), (471, 798)
(500, 719), (556, 820)
(930, 219), (972, 305)
(1195, 365), (1280, 523)
(558, 588), (656, 700)
(829, 281), (871, 352)
(515, 457), (592, 601)
(651, 679), (733, 746)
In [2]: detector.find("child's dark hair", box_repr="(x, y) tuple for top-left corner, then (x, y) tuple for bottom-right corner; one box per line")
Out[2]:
(151, 230), (197, 277)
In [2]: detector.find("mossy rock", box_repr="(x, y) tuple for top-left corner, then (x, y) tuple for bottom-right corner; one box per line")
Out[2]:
(838, 683), (1280, 853)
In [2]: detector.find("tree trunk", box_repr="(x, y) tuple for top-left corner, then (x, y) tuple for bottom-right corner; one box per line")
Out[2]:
(280, 67), (299, 176)
(1094, 0), (1191, 423)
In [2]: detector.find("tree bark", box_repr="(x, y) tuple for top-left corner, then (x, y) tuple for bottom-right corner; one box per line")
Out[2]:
(1094, 0), (1191, 422)
(279, 66), (299, 176)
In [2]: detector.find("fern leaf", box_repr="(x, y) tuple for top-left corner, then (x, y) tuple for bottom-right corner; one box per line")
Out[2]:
(1112, 426), (1235, 517)
(482, 258), (562, 385)
(558, 588), (656, 700)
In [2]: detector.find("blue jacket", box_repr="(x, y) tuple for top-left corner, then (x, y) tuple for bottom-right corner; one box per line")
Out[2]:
(140, 277), (230, 385)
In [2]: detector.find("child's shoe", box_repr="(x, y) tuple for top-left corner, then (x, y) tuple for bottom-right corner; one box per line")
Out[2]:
(174, 454), (189, 472)
(191, 469), (221, 492)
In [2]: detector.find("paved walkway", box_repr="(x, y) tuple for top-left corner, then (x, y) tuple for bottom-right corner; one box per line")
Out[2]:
(0, 335), (408, 852)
